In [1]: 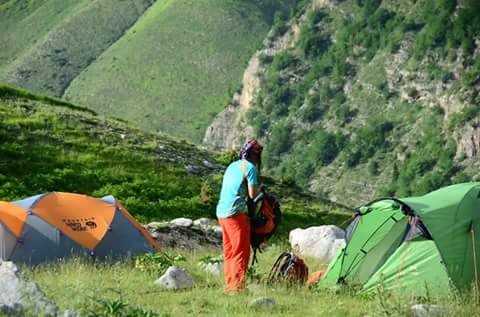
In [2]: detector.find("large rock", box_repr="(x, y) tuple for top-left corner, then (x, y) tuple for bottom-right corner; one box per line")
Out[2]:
(0, 261), (58, 316)
(289, 225), (345, 260)
(154, 225), (222, 249)
(170, 218), (193, 228)
(155, 266), (194, 290)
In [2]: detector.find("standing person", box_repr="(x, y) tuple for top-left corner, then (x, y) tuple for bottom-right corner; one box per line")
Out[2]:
(216, 139), (263, 292)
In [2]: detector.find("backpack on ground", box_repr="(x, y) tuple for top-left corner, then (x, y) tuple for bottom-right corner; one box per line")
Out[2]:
(267, 252), (309, 284)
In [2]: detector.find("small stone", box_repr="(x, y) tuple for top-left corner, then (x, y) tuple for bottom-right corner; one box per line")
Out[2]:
(193, 218), (211, 230)
(150, 231), (160, 239)
(248, 297), (276, 309)
(185, 165), (201, 174)
(410, 304), (443, 317)
(147, 222), (164, 230)
(170, 218), (193, 228)
(155, 266), (194, 290)
(203, 160), (216, 169)
(63, 309), (77, 317)
(198, 262), (223, 275)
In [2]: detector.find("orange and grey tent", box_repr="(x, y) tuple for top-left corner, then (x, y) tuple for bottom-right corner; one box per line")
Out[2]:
(0, 192), (160, 264)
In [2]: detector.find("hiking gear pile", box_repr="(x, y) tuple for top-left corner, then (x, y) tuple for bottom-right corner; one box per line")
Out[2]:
(268, 252), (309, 284)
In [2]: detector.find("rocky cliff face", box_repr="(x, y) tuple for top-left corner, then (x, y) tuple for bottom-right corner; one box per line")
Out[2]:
(203, 0), (333, 149)
(203, 0), (480, 207)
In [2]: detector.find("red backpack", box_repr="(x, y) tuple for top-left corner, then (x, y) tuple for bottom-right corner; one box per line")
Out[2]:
(248, 193), (281, 264)
(240, 160), (281, 264)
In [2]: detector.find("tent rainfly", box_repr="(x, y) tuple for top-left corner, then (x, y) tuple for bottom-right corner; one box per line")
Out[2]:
(0, 192), (160, 264)
(318, 182), (480, 296)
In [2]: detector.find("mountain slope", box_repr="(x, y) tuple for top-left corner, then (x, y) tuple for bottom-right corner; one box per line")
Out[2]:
(0, 83), (350, 230)
(205, 0), (480, 207)
(0, 0), (299, 142)
(0, 0), (155, 96)
(64, 0), (297, 142)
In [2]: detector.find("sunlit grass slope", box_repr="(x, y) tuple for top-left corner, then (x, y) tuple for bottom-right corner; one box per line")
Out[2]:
(0, 83), (350, 232)
(0, 0), (83, 71)
(64, 0), (295, 142)
(0, 0), (155, 96)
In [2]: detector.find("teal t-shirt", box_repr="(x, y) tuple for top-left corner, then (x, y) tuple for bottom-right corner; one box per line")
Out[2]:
(216, 159), (258, 218)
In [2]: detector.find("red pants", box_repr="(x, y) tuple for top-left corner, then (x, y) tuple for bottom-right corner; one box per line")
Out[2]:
(219, 212), (251, 292)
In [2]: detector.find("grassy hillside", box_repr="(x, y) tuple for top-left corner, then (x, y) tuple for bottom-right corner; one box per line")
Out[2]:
(0, 0), (83, 71)
(221, 0), (480, 207)
(0, 0), (155, 96)
(64, 0), (297, 142)
(0, 83), (350, 234)
(0, 0), (298, 142)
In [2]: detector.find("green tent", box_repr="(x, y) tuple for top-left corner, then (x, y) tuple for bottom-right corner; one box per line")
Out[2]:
(318, 182), (480, 296)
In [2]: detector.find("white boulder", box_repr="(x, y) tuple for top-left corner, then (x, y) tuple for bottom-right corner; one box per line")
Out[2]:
(0, 261), (57, 316)
(170, 218), (193, 228)
(289, 225), (345, 260)
(155, 266), (194, 290)
(0, 261), (22, 311)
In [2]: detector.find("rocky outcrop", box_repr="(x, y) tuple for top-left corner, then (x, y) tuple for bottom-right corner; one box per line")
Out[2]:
(146, 218), (222, 250)
(455, 118), (480, 160)
(203, 0), (331, 150)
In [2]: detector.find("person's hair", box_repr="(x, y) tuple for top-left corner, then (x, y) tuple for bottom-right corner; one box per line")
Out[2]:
(239, 139), (263, 163)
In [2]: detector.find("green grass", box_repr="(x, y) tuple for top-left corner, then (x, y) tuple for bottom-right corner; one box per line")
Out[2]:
(0, 0), (155, 96)
(0, 0), (85, 71)
(22, 245), (480, 316)
(64, 0), (297, 142)
(0, 83), (351, 228)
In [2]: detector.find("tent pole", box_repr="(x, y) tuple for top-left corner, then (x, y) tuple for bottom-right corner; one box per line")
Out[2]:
(471, 225), (479, 304)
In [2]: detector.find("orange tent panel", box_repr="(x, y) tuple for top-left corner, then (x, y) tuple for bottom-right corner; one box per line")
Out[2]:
(0, 201), (27, 237)
(32, 192), (116, 250)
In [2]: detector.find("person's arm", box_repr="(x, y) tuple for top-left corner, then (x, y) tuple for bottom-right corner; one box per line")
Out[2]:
(246, 164), (262, 200)
(248, 184), (262, 200)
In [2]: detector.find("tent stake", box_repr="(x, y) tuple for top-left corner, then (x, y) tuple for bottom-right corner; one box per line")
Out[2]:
(471, 225), (479, 304)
